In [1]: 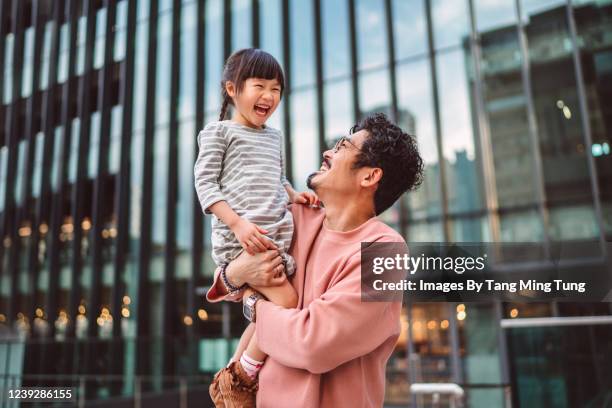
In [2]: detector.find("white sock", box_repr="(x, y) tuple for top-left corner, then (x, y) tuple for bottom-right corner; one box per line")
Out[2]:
(239, 352), (264, 379)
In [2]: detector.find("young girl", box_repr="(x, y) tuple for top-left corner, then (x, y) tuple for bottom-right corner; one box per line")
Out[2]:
(194, 48), (317, 407)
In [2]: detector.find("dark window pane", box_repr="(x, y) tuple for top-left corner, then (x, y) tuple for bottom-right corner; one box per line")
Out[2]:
(0, 147), (5, 211)
(522, 0), (600, 241)
(572, 0), (612, 239)
(475, 6), (535, 210)
(459, 303), (504, 406)
(507, 324), (612, 407)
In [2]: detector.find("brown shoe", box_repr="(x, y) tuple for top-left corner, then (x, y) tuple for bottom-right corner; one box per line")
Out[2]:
(217, 361), (258, 408)
(209, 368), (226, 407)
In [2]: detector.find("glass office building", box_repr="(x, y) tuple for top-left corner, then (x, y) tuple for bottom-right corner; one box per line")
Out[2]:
(0, 0), (611, 406)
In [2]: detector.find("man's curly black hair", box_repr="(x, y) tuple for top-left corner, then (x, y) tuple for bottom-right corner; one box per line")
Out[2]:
(351, 113), (424, 215)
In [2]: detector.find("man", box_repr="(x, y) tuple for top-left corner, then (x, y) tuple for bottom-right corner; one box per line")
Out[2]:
(207, 113), (423, 407)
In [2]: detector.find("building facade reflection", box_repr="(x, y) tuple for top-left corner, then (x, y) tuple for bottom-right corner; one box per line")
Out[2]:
(0, 0), (611, 406)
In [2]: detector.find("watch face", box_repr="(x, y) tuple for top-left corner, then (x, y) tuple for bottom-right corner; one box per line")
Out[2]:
(243, 302), (253, 321)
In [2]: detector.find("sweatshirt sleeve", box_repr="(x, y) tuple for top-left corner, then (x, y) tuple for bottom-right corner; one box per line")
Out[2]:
(194, 122), (228, 214)
(278, 130), (291, 188)
(205, 266), (244, 303)
(255, 251), (401, 374)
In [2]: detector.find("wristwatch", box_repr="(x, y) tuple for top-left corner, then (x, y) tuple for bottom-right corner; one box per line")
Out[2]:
(243, 292), (264, 323)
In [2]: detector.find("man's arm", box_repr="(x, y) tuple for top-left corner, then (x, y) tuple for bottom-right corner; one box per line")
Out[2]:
(254, 255), (401, 374)
(206, 266), (241, 303)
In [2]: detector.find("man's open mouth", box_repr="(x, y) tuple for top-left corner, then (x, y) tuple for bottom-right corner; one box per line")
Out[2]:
(319, 159), (331, 172)
(254, 104), (270, 116)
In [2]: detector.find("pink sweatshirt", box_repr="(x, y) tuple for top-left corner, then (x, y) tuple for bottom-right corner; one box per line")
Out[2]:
(207, 204), (403, 407)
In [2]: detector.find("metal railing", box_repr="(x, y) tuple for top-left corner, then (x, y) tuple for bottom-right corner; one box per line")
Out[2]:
(407, 383), (513, 408)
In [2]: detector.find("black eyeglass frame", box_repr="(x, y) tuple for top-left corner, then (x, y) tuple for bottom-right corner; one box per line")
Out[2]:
(332, 129), (362, 153)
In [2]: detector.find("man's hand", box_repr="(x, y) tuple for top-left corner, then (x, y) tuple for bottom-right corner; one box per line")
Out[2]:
(226, 249), (287, 288)
(291, 191), (320, 206)
(231, 218), (277, 255)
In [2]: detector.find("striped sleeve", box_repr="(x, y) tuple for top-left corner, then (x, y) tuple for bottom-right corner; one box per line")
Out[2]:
(194, 123), (227, 215)
(279, 130), (291, 188)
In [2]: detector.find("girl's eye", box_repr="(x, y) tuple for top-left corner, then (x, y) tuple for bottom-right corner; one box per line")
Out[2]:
(254, 84), (263, 88)
(272, 88), (281, 92)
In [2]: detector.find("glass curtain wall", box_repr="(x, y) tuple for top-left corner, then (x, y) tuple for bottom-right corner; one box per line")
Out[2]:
(0, 0), (610, 405)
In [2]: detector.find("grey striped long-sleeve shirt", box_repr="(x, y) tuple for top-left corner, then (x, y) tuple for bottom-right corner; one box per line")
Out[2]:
(194, 120), (295, 273)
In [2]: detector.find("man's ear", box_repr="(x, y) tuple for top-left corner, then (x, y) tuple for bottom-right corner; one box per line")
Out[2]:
(361, 167), (383, 188)
(225, 81), (236, 98)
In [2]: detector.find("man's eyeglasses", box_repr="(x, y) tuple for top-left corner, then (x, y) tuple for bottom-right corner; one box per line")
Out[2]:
(332, 136), (361, 154)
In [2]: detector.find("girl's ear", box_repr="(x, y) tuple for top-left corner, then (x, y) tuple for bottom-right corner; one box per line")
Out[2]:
(225, 81), (236, 98)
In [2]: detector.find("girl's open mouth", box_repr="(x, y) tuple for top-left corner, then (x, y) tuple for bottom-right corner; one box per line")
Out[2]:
(254, 104), (270, 116)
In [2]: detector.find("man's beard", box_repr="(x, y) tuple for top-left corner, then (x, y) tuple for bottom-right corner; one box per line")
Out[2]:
(306, 172), (318, 190)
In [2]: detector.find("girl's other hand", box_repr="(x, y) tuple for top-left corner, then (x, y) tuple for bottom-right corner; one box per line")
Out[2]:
(292, 191), (320, 207)
(232, 218), (277, 255)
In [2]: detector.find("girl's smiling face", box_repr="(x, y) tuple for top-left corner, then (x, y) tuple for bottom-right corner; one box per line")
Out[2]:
(226, 77), (282, 129)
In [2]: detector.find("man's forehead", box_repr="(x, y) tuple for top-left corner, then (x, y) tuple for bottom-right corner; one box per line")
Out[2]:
(350, 129), (369, 147)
